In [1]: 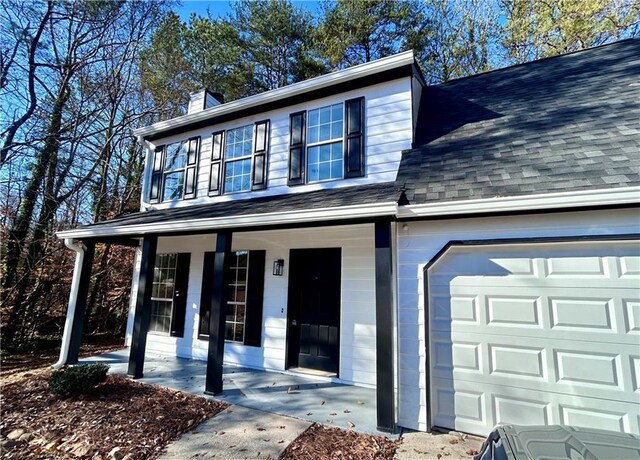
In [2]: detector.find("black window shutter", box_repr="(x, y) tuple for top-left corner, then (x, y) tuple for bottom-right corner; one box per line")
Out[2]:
(344, 97), (365, 178)
(252, 120), (269, 191)
(288, 111), (306, 186)
(170, 252), (191, 337)
(150, 145), (164, 202)
(209, 131), (224, 196)
(198, 251), (215, 337)
(244, 250), (266, 347)
(183, 137), (200, 199)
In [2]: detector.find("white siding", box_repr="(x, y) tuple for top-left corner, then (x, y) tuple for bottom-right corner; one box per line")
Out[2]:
(142, 78), (413, 210)
(395, 208), (640, 431)
(125, 224), (378, 387)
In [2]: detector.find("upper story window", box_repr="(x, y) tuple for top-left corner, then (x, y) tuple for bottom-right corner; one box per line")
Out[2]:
(307, 104), (344, 183)
(287, 97), (364, 187)
(149, 137), (200, 203)
(208, 120), (270, 196)
(224, 125), (254, 193)
(162, 142), (188, 201)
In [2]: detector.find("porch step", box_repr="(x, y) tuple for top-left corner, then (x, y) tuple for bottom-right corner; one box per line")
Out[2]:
(288, 367), (337, 378)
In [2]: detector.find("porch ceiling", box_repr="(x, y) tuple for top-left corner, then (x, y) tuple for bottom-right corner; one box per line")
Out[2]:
(57, 182), (401, 240)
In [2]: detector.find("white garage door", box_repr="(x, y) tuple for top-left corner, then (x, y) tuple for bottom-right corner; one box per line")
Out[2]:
(427, 240), (640, 436)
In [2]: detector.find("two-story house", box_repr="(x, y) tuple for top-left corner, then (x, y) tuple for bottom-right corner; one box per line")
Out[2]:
(57, 39), (640, 437)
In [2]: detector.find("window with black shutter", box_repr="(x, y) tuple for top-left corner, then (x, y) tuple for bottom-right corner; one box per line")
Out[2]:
(288, 111), (306, 186)
(344, 97), (365, 178)
(199, 250), (266, 347)
(149, 137), (201, 203)
(208, 120), (270, 195)
(149, 146), (164, 202)
(252, 120), (269, 190)
(287, 98), (365, 185)
(209, 131), (224, 196)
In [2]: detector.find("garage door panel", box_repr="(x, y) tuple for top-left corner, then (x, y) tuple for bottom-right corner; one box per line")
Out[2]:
(433, 377), (640, 435)
(559, 405), (630, 433)
(624, 299), (640, 334)
(432, 325), (639, 346)
(430, 277), (639, 290)
(618, 255), (640, 277)
(430, 289), (640, 344)
(427, 240), (640, 436)
(437, 333), (638, 401)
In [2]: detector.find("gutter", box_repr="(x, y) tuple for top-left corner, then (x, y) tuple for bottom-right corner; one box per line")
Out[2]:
(53, 239), (86, 369)
(397, 186), (640, 220)
(55, 186), (640, 240)
(56, 201), (400, 239)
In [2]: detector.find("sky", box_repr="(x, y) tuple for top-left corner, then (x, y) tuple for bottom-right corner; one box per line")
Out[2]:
(176, 0), (322, 22)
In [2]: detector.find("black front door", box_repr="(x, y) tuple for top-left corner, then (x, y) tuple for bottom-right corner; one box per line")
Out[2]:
(286, 248), (341, 374)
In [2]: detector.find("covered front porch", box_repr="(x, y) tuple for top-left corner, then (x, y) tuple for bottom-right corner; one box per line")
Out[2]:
(80, 348), (387, 436)
(56, 184), (400, 433)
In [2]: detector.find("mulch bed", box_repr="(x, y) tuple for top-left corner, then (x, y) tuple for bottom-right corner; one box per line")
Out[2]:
(279, 423), (400, 460)
(0, 370), (228, 459)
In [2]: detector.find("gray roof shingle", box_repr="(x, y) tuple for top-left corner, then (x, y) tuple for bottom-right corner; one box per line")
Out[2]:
(69, 40), (639, 235)
(83, 182), (401, 230)
(398, 39), (640, 204)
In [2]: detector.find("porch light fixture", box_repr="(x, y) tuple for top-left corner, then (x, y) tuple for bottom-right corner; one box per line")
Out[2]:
(273, 259), (284, 276)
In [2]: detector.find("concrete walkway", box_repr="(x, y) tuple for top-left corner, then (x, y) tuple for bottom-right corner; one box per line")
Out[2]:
(81, 349), (386, 436)
(82, 350), (484, 459)
(160, 405), (311, 460)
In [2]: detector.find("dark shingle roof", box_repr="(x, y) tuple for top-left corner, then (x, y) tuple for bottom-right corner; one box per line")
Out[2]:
(83, 182), (401, 230)
(398, 39), (640, 204)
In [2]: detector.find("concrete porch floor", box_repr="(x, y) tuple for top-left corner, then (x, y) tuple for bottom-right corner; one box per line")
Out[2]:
(81, 349), (393, 438)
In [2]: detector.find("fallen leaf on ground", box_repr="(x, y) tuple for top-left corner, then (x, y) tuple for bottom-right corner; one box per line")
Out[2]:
(280, 424), (399, 460)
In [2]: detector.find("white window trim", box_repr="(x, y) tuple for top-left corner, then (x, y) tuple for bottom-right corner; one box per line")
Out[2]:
(223, 124), (254, 194)
(161, 141), (188, 202)
(225, 250), (250, 343)
(306, 102), (344, 184)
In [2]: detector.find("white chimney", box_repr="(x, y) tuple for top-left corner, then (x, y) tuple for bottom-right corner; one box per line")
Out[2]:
(188, 89), (224, 114)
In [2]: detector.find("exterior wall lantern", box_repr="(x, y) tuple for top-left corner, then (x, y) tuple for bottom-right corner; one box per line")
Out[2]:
(273, 259), (284, 276)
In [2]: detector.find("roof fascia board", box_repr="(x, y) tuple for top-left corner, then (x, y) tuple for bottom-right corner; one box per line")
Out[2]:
(134, 51), (416, 141)
(397, 186), (640, 219)
(56, 202), (399, 239)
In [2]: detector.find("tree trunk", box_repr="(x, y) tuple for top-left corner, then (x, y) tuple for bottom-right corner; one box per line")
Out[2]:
(2, 78), (69, 347)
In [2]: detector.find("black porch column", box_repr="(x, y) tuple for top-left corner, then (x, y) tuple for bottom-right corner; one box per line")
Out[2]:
(374, 220), (395, 432)
(205, 231), (232, 395)
(65, 240), (96, 364)
(127, 235), (158, 379)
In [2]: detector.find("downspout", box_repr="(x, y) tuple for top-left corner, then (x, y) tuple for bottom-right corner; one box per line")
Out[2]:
(52, 238), (86, 369)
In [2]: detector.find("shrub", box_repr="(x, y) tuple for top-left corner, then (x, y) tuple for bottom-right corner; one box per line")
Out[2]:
(49, 363), (110, 396)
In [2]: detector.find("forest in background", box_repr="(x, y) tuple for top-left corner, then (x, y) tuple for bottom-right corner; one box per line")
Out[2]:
(1, 0), (638, 351)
